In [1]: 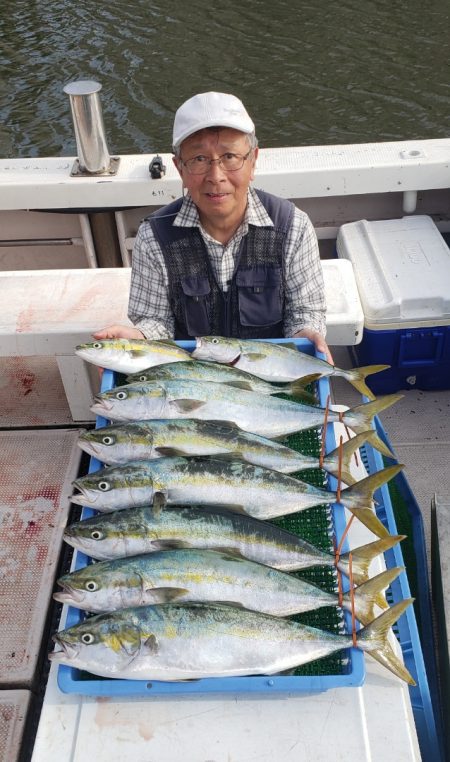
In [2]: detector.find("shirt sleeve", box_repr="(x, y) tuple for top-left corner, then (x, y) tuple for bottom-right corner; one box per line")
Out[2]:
(127, 221), (175, 339)
(283, 208), (327, 338)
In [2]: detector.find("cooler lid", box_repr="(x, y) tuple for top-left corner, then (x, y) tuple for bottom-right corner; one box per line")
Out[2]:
(336, 215), (450, 327)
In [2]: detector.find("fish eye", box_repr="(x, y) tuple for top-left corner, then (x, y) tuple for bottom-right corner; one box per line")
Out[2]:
(116, 391), (128, 400)
(139, 375), (148, 382)
(85, 580), (98, 592)
(81, 633), (95, 645)
(91, 530), (103, 540)
(98, 481), (110, 491)
(102, 435), (115, 445)
(211, 338), (219, 344)
(93, 342), (102, 349)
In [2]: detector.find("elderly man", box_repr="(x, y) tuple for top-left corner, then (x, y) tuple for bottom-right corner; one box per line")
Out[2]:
(95, 91), (331, 362)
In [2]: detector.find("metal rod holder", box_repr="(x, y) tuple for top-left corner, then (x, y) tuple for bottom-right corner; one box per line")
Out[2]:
(63, 80), (119, 176)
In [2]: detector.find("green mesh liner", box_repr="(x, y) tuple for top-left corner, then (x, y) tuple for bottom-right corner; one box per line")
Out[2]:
(268, 411), (349, 677)
(385, 477), (420, 630)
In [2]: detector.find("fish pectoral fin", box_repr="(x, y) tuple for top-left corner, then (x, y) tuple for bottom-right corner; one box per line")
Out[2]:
(225, 381), (256, 391)
(221, 504), (252, 516)
(209, 452), (241, 462)
(154, 446), (189, 457)
(143, 634), (159, 654)
(153, 539), (193, 550)
(169, 399), (207, 413)
(145, 587), (190, 602)
(243, 352), (267, 362)
(212, 547), (247, 559)
(152, 491), (168, 517)
(129, 349), (154, 357)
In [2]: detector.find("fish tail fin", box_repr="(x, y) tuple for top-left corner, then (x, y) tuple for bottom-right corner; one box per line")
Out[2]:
(286, 377), (321, 405)
(344, 394), (403, 458)
(343, 566), (404, 625)
(323, 431), (373, 486)
(356, 598), (416, 685)
(340, 365), (391, 400)
(338, 464), (404, 537)
(338, 535), (406, 585)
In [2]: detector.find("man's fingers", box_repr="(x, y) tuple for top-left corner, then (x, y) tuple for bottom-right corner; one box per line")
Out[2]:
(92, 325), (145, 340)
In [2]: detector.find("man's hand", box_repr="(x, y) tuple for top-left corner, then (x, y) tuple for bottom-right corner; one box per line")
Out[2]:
(92, 325), (145, 340)
(292, 329), (334, 365)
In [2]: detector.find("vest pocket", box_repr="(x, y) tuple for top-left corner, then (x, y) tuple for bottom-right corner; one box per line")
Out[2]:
(236, 267), (283, 327)
(180, 276), (212, 336)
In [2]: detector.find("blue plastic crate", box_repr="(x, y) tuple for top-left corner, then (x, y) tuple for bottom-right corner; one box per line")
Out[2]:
(58, 338), (376, 695)
(359, 422), (443, 762)
(351, 324), (450, 395)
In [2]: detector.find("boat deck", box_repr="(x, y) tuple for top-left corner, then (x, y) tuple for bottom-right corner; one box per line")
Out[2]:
(0, 347), (448, 761)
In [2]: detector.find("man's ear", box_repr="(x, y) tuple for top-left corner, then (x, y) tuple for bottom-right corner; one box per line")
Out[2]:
(250, 146), (258, 181)
(173, 155), (183, 179)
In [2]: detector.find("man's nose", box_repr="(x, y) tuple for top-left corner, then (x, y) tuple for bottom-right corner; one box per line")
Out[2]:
(205, 158), (227, 179)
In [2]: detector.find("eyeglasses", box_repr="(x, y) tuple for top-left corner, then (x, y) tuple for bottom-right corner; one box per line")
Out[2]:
(181, 150), (253, 175)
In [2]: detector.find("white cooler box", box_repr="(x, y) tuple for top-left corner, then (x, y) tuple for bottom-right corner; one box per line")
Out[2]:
(336, 215), (450, 393)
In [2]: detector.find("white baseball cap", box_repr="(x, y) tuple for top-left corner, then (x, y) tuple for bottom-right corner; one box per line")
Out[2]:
(172, 92), (255, 150)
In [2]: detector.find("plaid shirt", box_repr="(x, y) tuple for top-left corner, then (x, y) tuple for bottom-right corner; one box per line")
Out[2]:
(128, 187), (326, 339)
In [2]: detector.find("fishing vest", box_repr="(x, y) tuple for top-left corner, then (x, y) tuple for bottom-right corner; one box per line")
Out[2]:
(148, 188), (295, 340)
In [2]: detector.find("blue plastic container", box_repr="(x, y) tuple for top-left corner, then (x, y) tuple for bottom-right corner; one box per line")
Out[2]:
(351, 324), (450, 395)
(58, 339), (368, 695)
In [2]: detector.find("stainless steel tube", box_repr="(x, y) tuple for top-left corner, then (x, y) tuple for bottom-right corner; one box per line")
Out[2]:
(63, 80), (112, 174)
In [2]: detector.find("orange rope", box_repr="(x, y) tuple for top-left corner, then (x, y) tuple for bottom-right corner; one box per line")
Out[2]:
(335, 514), (355, 558)
(319, 394), (330, 468)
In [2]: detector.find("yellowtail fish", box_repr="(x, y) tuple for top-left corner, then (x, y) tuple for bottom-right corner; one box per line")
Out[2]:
(49, 600), (415, 684)
(71, 457), (403, 537)
(78, 420), (374, 484)
(75, 338), (192, 374)
(63, 504), (404, 585)
(193, 336), (389, 399)
(54, 548), (403, 625)
(90, 378), (401, 454)
(125, 360), (318, 404)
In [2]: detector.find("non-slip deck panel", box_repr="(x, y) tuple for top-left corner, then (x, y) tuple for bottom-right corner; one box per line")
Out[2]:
(0, 429), (84, 687)
(0, 690), (31, 762)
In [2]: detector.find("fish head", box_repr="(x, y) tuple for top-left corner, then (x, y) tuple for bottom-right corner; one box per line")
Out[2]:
(192, 336), (241, 364)
(78, 423), (155, 465)
(63, 511), (139, 559)
(50, 613), (144, 674)
(71, 462), (155, 512)
(90, 382), (166, 422)
(75, 339), (154, 374)
(54, 562), (147, 612)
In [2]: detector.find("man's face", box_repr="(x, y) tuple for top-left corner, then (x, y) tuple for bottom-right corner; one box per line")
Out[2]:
(173, 128), (258, 229)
